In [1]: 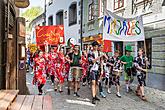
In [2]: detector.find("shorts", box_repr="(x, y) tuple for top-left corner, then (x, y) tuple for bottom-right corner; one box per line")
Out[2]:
(110, 75), (120, 86)
(124, 72), (134, 81)
(137, 72), (146, 86)
(68, 67), (81, 81)
(90, 70), (99, 81)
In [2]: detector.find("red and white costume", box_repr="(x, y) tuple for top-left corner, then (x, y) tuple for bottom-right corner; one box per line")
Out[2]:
(81, 55), (88, 79)
(54, 52), (65, 83)
(33, 56), (46, 86)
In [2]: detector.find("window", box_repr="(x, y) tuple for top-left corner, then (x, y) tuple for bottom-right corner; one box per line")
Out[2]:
(114, 0), (124, 10)
(48, 16), (53, 25)
(88, 2), (94, 21)
(114, 41), (123, 56)
(138, 39), (152, 69)
(56, 11), (64, 25)
(69, 3), (77, 26)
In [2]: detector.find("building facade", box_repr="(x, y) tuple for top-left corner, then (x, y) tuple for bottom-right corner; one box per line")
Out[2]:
(83, 0), (165, 76)
(46, 0), (81, 46)
(29, 13), (45, 45)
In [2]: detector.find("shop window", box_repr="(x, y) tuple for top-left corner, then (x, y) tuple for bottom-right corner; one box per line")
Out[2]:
(69, 2), (77, 26)
(114, 0), (124, 10)
(138, 39), (152, 69)
(48, 16), (53, 25)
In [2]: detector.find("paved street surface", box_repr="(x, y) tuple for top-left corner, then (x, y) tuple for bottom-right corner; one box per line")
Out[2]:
(26, 72), (165, 110)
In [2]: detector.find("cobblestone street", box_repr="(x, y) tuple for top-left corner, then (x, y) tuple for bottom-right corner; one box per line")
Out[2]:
(26, 72), (165, 110)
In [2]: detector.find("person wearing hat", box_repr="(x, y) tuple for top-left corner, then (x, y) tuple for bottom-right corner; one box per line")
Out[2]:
(106, 50), (122, 97)
(120, 45), (134, 93)
(88, 41), (106, 104)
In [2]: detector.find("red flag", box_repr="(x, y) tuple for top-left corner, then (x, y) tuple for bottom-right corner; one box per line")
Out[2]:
(103, 40), (112, 52)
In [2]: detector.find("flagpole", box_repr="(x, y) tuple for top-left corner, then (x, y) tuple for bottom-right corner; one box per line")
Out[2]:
(144, 39), (148, 83)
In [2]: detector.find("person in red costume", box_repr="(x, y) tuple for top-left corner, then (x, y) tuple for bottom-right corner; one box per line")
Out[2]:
(48, 47), (58, 86)
(54, 45), (65, 93)
(33, 50), (46, 95)
(81, 50), (89, 86)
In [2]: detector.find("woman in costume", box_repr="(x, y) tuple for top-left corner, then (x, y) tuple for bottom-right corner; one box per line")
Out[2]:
(33, 51), (46, 95)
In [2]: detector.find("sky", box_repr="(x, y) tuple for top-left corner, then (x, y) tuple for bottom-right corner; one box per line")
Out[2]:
(20, 0), (45, 14)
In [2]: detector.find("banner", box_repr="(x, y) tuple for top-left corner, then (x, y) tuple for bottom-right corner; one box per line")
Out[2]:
(36, 25), (64, 45)
(103, 10), (145, 41)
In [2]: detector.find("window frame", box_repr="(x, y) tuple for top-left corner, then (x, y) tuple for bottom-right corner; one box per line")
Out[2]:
(48, 15), (53, 25)
(114, 0), (124, 10)
(69, 3), (77, 26)
(88, 2), (94, 21)
(56, 10), (64, 25)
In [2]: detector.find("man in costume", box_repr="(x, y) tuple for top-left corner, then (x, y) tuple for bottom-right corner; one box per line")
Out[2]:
(120, 45), (134, 93)
(67, 45), (82, 97)
(88, 41), (106, 104)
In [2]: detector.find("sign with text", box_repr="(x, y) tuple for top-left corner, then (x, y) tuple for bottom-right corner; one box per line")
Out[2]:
(36, 25), (64, 45)
(103, 10), (145, 41)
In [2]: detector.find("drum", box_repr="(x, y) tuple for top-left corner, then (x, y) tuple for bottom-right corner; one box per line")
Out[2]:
(112, 69), (122, 76)
(70, 66), (83, 80)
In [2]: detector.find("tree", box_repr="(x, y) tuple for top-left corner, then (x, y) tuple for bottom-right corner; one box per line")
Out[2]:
(21, 6), (43, 22)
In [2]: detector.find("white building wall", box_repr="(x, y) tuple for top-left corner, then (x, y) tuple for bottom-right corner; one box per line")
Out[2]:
(46, 0), (81, 46)
(30, 18), (45, 44)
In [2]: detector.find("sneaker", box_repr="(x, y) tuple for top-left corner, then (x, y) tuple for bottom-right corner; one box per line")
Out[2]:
(116, 92), (121, 98)
(82, 82), (86, 86)
(51, 83), (54, 86)
(100, 92), (106, 98)
(95, 96), (100, 101)
(92, 97), (96, 104)
(59, 90), (63, 93)
(68, 89), (70, 95)
(38, 92), (42, 95)
(54, 88), (57, 92)
(73, 92), (80, 97)
(107, 88), (111, 94)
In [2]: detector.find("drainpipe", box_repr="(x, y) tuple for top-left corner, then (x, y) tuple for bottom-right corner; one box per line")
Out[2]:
(44, 0), (46, 25)
(80, 0), (83, 50)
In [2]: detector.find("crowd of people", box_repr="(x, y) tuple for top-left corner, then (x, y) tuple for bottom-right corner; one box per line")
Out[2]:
(27, 41), (149, 104)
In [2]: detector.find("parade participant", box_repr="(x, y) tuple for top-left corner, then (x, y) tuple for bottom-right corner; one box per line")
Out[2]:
(88, 41), (105, 104)
(68, 45), (82, 97)
(64, 47), (73, 80)
(48, 47), (57, 85)
(134, 48), (149, 101)
(32, 50), (46, 95)
(54, 46), (65, 92)
(106, 50), (122, 98)
(81, 50), (88, 86)
(98, 45), (108, 98)
(120, 45), (134, 93)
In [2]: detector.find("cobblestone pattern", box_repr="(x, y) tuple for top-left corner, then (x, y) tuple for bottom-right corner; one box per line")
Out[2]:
(26, 72), (165, 110)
